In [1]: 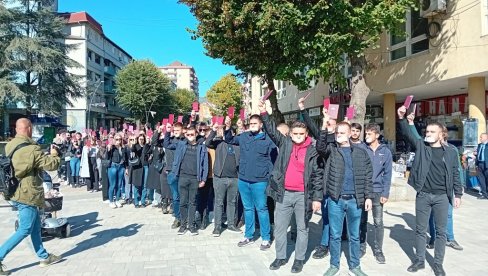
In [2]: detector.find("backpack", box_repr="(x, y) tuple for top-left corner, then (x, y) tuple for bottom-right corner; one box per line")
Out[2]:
(0, 143), (30, 200)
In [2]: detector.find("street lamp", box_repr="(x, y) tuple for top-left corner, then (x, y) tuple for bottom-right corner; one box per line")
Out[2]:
(87, 80), (104, 129)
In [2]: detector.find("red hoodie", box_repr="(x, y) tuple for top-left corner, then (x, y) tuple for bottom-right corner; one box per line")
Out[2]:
(284, 136), (312, 192)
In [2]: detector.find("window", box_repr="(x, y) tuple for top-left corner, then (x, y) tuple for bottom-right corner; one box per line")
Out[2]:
(389, 9), (429, 61)
(95, 54), (101, 64)
(276, 80), (287, 99)
(482, 0), (488, 36)
(86, 70), (93, 81)
(87, 50), (93, 62)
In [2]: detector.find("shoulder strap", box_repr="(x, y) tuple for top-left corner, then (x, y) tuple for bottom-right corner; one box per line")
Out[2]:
(7, 143), (31, 159)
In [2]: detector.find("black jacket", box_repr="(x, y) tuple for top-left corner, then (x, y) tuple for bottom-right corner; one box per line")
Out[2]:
(300, 109), (336, 144)
(262, 113), (324, 225)
(317, 130), (373, 208)
(398, 118), (462, 203)
(205, 130), (240, 178)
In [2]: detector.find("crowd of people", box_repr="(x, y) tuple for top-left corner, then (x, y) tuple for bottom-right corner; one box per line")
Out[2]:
(1, 96), (466, 276)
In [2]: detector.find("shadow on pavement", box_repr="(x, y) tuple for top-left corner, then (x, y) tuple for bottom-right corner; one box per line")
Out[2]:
(62, 223), (143, 258)
(67, 212), (102, 237)
(384, 211), (435, 267)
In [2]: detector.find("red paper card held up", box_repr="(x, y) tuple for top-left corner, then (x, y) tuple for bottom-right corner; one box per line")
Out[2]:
(346, 106), (355, 120)
(212, 116), (217, 124)
(128, 125), (134, 132)
(123, 123), (127, 129)
(217, 116), (225, 125)
(228, 106), (235, 119)
(177, 115), (183, 123)
(162, 119), (168, 126)
(239, 109), (245, 121)
(168, 114), (175, 124)
(192, 101), (199, 111)
(404, 95), (414, 109)
(328, 104), (339, 119)
(323, 98), (330, 110)
(110, 128), (115, 133)
(261, 89), (274, 101)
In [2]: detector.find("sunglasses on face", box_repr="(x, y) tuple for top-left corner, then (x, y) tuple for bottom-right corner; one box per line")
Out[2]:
(115, 138), (121, 141)
(185, 133), (195, 137)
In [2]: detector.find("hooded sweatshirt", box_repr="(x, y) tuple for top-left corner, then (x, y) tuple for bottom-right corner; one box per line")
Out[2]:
(284, 136), (312, 192)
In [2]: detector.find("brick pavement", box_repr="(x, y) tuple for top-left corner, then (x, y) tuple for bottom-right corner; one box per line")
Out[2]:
(1, 186), (487, 276)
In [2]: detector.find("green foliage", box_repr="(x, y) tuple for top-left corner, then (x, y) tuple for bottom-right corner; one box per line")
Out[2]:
(115, 60), (172, 122)
(0, 0), (83, 115)
(180, 0), (414, 87)
(206, 73), (242, 115)
(170, 88), (197, 115)
(180, 0), (417, 122)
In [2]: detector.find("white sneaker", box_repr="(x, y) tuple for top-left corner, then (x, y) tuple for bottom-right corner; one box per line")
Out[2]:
(109, 202), (117, 209)
(115, 201), (123, 208)
(103, 200), (110, 204)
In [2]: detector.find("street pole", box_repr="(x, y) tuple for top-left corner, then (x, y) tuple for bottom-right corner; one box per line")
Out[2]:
(87, 80), (104, 129)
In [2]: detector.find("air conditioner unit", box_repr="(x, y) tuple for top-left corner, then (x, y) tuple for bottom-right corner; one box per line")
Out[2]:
(420, 0), (447, 18)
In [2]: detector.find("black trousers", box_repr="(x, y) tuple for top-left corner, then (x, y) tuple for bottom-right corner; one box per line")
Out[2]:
(86, 157), (99, 191)
(477, 163), (488, 197)
(415, 191), (449, 265)
(197, 178), (214, 221)
(178, 175), (199, 227)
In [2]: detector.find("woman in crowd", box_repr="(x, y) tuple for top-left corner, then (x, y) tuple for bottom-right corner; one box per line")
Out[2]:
(107, 133), (128, 208)
(131, 134), (150, 208)
(97, 139), (110, 202)
(124, 135), (137, 204)
(68, 135), (82, 188)
(148, 127), (171, 212)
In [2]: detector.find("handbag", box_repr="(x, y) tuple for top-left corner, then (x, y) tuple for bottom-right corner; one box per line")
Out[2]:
(153, 161), (165, 173)
(128, 157), (140, 166)
(101, 160), (111, 167)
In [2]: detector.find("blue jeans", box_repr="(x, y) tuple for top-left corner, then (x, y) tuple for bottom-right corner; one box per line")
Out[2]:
(124, 174), (132, 200)
(108, 163), (125, 203)
(320, 196), (330, 246)
(429, 202), (455, 243)
(168, 172), (180, 219)
(70, 157), (80, 177)
(238, 179), (270, 241)
(0, 202), (49, 261)
(328, 197), (362, 269)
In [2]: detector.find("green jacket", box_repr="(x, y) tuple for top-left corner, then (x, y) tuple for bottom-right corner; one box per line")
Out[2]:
(5, 135), (60, 207)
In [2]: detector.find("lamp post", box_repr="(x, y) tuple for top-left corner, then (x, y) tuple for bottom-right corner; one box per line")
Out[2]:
(87, 80), (104, 129)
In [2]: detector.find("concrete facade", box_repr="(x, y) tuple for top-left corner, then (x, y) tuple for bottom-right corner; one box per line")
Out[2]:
(159, 61), (199, 97)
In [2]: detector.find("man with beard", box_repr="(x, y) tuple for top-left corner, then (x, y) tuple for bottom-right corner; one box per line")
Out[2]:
(398, 106), (462, 276)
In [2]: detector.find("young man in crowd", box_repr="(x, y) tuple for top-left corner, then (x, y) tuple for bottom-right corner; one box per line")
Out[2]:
(225, 114), (276, 250)
(161, 122), (185, 229)
(406, 114), (464, 251)
(259, 101), (323, 273)
(359, 124), (393, 263)
(298, 97), (336, 259)
(318, 109), (373, 276)
(397, 106), (462, 276)
(205, 122), (242, 236)
(165, 125), (209, 235)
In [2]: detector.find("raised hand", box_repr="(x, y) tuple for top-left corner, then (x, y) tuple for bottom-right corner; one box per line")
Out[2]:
(397, 105), (407, 119)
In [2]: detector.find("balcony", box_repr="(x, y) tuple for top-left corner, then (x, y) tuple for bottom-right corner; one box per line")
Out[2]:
(104, 83), (114, 93)
(104, 66), (116, 76)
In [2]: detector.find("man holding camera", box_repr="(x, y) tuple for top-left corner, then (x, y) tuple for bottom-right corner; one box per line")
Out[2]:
(0, 118), (63, 275)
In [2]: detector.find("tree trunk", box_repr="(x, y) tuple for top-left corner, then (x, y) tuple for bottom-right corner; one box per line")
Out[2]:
(348, 56), (370, 130)
(265, 77), (285, 124)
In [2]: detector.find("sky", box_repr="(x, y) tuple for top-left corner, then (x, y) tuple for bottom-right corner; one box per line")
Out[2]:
(58, 0), (239, 97)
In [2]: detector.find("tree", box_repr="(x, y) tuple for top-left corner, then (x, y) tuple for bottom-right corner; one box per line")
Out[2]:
(171, 88), (197, 115)
(0, 0), (83, 116)
(206, 73), (242, 115)
(115, 60), (172, 123)
(179, 0), (415, 125)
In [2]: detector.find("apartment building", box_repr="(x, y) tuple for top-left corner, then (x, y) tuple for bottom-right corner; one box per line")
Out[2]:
(61, 11), (132, 131)
(159, 61), (199, 96)
(365, 0), (488, 145)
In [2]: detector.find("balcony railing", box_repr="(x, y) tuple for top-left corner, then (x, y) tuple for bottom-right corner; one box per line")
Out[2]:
(104, 66), (116, 76)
